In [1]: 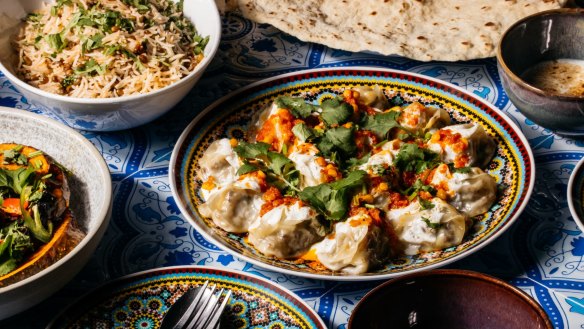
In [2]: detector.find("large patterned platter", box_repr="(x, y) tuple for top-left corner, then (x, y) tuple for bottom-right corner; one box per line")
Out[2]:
(48, 266), (326, 328)
(169, 67), (535, 281)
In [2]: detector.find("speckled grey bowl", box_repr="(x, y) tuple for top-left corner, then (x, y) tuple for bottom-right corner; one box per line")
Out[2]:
(0, 107), (112, 320)
(497, 8), (584, 135)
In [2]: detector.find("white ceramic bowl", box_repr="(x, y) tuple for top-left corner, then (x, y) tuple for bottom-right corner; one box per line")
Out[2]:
(0, 107), (112, 320)
(0, 0), (221, 131)
(568, 156), (584, 233)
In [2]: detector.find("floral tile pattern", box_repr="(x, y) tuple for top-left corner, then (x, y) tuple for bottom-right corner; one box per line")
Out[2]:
(1, 10), (584, 329)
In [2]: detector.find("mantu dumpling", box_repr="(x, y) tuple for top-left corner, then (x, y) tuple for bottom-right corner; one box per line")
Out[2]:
(198, 176), (264, 233)
(359, 139), (402, 176)
(387, 198), (469, 255)
(248, 200), (326, 259)
(314, 211), (392, 274)
(351, 85), (389, 110)
(426, 123), (496, 168)
(396, 102), (451, 134)
(428, 164), (497, 217)
(288, 143), (339, 188)
(197, 138), (240, 188)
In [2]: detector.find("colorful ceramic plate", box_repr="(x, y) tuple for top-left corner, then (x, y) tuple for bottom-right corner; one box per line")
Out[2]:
(47, 266), (326, 329)
(568, 155), (584, 233)
(169, 67), (535, 281)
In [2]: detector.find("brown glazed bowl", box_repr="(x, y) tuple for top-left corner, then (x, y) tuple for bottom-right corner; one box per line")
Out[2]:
(348, 269), (552, 329)
(496, 8), (584, 135)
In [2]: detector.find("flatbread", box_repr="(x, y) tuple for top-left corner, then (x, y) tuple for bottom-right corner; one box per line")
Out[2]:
(223, 0), (567, 61)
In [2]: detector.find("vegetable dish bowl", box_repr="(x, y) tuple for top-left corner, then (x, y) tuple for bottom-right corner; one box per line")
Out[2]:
(169, 67), (535, 281)
(0, 0), (220, 131)
(0, 107), (112, 320)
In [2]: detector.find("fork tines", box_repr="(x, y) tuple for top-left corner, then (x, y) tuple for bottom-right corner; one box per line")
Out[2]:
(173, 281), (231, 329)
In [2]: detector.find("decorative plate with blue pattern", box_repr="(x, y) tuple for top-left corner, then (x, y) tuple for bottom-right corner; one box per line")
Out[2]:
(169, 67), (535, 281)
(47, 265), (326, 329)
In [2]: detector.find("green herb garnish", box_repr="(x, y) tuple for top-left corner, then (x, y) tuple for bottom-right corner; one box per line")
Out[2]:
(422, 217), (443, 230)
(361, 111), (401, 137)
(299, 170), (367, 220)
(320, 97), (353, 126)
(394, 143), (440, 174)
(274, 96), (316, 119)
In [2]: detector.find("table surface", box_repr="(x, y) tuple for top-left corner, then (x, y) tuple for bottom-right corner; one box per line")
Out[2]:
(2, 11), (584, 329)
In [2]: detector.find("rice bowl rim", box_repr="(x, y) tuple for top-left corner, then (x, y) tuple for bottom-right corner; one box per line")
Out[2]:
(0, 0), (221, 104)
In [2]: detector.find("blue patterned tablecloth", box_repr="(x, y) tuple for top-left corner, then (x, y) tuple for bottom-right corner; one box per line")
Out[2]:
(2, 11), (584, 329)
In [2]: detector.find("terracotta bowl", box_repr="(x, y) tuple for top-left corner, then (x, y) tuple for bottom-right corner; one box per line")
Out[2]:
(496, 8), (584, 135)
(348, 269), (552, 329)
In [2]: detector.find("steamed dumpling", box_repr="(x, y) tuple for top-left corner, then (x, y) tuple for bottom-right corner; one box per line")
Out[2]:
(198, 176), (263, 233)
(352, 85), (389, 110)
(397, 102), (451, 134)
(428, 164), (497, 217)
(288, 143), (329, 188)
(359, 139), (402, 176)
(426, 123), (496, 168)
(248, 200), (326, 258)
(387, 198), (468, 255)
(314, 212), (392, 274)
(197, 138), (240, 188)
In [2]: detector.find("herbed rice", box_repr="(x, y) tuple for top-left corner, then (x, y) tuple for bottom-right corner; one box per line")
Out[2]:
(13, 0), (208, 98)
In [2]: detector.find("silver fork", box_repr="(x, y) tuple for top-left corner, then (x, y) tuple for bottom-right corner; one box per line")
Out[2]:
(170, 281), (232, 329)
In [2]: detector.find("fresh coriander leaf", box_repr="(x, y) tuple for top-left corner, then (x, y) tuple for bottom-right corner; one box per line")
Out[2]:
(317, 126), (356, 158)
(0, 167), (37, 195)
(329, 170), (367, 190)
(3, 147), (27, 166)
(0, 222), (34, 275)
(419, 198), (435, 210)
(122, 0), (150, 12)
(299, 170), (367, 220)
(320, 97), (353, 126)
(394, 143), (440, 173)
(82, 34), (104, 53)
(61, 75), (77, 89)
(26, 13), (42, 23)
(233, 142), (270, 159)
(46, 33), (66, 52)
(422, 217), (443, 230)
(403, 179), (436, 198)
(449, 163), (473, 174)
(292, 123), (316, 143)
(236, 163), (260, 176)
(274, 96), (315, 118)
(267, 152), (291, 175)
(74, 59), (105, 76)
(193, 35), (209, 55)
(361, 111), (401, 137)
(371, 164), (386, 176)
(345, 153), (371, 171)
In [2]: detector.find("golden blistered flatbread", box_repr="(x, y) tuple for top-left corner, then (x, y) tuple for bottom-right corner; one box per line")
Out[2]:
(223, 0), (567, 61)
